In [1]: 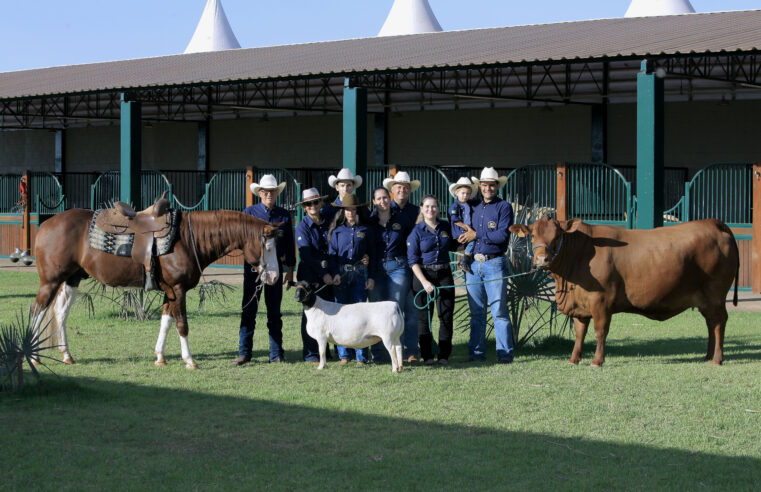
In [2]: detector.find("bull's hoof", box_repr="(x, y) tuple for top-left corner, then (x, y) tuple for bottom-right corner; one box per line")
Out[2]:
(712, 360), (723, 366)
(589, 363), (602, 369)
(568, 359), (580, 365)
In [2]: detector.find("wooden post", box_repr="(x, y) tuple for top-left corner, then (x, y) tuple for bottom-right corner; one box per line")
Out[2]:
(752, 162), (761, 293)
(245, 167), (255, 208)
(21, 172), (30, 254)
(556, 162), (568, 221)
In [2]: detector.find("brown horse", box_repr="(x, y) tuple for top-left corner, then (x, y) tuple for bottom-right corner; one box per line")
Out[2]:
(33, 208), (281, 369)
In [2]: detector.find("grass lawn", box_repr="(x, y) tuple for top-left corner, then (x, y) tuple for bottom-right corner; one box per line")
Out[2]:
(1, 270), (760, 490)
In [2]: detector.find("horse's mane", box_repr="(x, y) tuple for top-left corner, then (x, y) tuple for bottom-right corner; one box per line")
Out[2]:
(180, 210), (267, 262)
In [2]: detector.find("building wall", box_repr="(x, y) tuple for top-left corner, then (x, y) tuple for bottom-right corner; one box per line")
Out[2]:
(2, 100), (760, 177)
(608, 100), (761, 177)
(0, 130), (55, 174)
(387, 104), (592, 167)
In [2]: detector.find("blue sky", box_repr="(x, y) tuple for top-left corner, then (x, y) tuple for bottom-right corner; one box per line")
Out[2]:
(0, 0), (758, 73)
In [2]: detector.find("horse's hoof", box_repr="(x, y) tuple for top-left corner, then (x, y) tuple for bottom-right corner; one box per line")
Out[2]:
(63, 358), (75, 365)
(155, 359), (167, 367)
(185, 361), (199, 370)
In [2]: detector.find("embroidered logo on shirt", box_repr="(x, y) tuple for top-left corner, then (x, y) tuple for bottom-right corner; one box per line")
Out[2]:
(392, 223), (402, 231)
(277, 229), (285, 238)
(441, 232), (449, 238)
(356, 231), (365, 239)
(488, 221), (497, 229)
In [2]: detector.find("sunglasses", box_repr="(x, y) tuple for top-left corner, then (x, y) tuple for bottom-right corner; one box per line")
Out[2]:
(303, 200), (320, 207)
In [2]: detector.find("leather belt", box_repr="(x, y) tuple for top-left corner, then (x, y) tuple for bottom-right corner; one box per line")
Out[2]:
(473, 253), (502, 262)
(383, 256), (407, 263)
(422, 263), (451, 271)
(342, 264), (363, 272)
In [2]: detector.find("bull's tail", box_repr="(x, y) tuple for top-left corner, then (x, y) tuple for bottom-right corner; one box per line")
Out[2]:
(724, 222), (740, 307)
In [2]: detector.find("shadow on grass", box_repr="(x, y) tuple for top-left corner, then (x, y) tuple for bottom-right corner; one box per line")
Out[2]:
(518, 336), (761, 364)
(0, 293), (36, 300)
(1, 376), (759, 489)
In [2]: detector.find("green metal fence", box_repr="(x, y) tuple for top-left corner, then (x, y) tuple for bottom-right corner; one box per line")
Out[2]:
(504, 164), (557, 215)
(567, 163), (633, 227)
(90, 171), (173, 210)
(0, 174), (22, 213)
(30, 172), (65, 214)
(206, 169), (246, 211)
(665, 162), (753, 227)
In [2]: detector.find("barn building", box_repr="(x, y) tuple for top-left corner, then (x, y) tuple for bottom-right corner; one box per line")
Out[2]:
(1, 2), (760, 289)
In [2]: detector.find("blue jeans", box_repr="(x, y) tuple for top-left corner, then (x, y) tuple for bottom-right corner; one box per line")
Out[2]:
(334, 267), (369, 362)
(368, 257), (417, 362)
(239, 263), (284, 362)
(465, 255), (515, 362)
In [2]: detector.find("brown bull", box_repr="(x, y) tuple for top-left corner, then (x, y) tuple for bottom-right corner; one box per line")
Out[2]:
(510, 218), (739, 367)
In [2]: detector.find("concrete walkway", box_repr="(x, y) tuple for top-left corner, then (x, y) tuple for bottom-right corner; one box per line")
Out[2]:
(3, 259), (760, 312)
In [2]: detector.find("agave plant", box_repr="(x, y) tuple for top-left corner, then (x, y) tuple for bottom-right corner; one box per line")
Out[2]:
(197, 280), (235, 314)
(0, 307), (58, 391)
(81, 280), (162, 321)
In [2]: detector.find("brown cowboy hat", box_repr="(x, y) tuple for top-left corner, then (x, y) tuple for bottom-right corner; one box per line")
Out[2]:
(330, 193), (370, 209)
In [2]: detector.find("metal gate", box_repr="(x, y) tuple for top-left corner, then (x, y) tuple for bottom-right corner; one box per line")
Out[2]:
(567, 163), (633, 227)
(504, 164), (557, 215)
(91, 171), (173, 210)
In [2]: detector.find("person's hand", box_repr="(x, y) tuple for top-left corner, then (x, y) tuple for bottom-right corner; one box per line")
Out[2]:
(361, 254), (369, 266)
(322, 273), (334, 285)
(333, 274), (342, 286)
(365, 278), (375, 291)
(458, 228), (476, 244)
(423, 281), (435, 294)
(284, 270), (295, 289)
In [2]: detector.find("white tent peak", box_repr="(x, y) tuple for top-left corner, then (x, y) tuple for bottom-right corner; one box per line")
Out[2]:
(378, 0), (443, 37)
(625, 0), (696, 18)
(185, 0), (241, 54)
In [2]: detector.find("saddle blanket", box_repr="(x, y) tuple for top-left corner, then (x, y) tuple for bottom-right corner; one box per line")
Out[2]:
(88, 208), (179, 257)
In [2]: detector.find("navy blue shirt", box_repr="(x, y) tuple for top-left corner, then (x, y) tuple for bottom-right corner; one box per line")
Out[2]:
(407, 220), (457, 266)
(243, 203), (296, 267)
(370, 208), (413, 260)
(295, 215), (331, 282)
(391, 200), (420, 226)
(470, 198), (514, 255)
(328, 222), (378, 280)
(448, 199), (476, 238)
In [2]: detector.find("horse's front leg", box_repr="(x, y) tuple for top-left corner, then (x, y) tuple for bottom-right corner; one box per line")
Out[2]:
(154, 296), (173, 367)
(171, 286), (198, 370)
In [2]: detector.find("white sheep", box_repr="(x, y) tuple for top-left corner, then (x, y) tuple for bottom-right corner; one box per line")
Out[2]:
(293, 282), (404, 373)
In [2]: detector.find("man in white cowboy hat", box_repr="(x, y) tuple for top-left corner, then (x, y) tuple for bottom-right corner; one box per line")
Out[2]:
(383, 171), (421, 225)
(321, 168), (365, 224)
(447, 176), (479, 274)
(383, 169), (422, 361)
(235, 174), (296, 365)
(457, 167), (515, 364)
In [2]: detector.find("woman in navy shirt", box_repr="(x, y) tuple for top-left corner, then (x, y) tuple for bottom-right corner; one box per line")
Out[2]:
(328, 193), (377, 365)
(295, 188), (334, 364)
(368, 186), (416, 363)
(407, 195), (457, 365)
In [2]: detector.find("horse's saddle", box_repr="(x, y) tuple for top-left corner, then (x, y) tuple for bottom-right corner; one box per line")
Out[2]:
(89, 192), (178, 290)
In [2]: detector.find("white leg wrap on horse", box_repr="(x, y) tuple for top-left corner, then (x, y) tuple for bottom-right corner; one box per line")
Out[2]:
(155, 315), (174, 355)
(179, 335), (196, 369)
(55, 284), (78, 362)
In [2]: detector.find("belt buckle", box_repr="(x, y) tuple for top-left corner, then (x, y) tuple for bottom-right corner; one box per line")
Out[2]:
(344, 264), (355, 272)
(474, 253), (487, 263)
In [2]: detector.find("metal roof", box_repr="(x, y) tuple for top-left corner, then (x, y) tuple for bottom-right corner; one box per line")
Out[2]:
(2, 9), (761, 101)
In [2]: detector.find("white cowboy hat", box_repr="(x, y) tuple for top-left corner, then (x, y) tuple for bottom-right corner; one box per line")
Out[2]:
(250, 174), (286, 195)
(448, 177), (478, 198)
(295, 188), (329, 207)
(472, 167), (508, 189)
(328, 168), (363, 189)
(383, 171), (421, 193)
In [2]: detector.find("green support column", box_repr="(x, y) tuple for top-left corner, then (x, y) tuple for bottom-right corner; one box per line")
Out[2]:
(120, 93), (142, 206)
(343, 79), (367, 187)
(636, 60), (664, 229)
